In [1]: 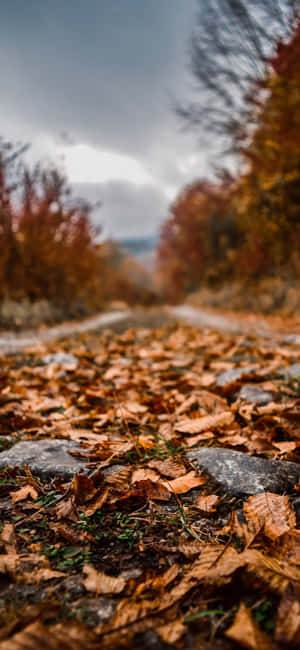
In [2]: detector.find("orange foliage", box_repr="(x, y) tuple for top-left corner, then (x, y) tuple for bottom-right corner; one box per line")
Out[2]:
(0, 149), (103, 310)
(158, 22), (300, 299)
(157, 178), (239, 302)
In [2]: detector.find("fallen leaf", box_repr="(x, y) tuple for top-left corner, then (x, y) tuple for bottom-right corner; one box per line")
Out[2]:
(148, 458), (187, 478)
(0, 523), (16, 551)
(244, 493), (296, 541)
(226, 602), (277, 649)
(162, 470), (207, 494)
(196, 494), (220, 512)
(157, 619), (186, 644)
(10, 485), (38, 504)
(85, 488), (109, 517)
(134, 479), (171, 501)
(131, 468), (160, 484)
(176, 411), (234, 434)
(275, 584), (300, 644)
(83, 564), (126, 594)
(72, 473), (96, 505)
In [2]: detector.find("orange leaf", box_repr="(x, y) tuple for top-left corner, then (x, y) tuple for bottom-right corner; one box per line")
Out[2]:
(10, 485), (38, 504)
(162, 470), (207, 494)
(244, 493), (295, 541)
(196, 494), (220, 512)
(176, 411), (234, 434)
(83, 565), (126, 594)
(226, 602), (277, 649)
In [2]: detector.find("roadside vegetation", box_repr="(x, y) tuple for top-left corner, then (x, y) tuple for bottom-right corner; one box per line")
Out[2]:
(157, 3), (300, 313)
(0, 142), (154, 329)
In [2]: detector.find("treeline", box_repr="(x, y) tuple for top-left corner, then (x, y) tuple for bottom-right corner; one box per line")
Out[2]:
(158, 21), (300, 303)
(0, 143), (152, 324)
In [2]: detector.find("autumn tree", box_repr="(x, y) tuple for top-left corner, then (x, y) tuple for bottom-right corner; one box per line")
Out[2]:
(180, 0), (300, 158)
(0, 141), (103, 311)
(157, 179), (239, 302)
(236, 23), (300, 276)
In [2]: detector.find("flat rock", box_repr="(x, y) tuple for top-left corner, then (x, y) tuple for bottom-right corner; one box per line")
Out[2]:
(187, 447), (300, 496)
(237, 384), (274, 405)
(0, 439), (86, 480)
(216, 365), (256, 387)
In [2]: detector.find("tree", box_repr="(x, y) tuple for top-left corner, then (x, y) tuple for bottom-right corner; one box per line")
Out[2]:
(0, 141), (102, 308)
(180, 0), (300, 160)
(157, 178), (238, 302)
(235, 22), (300, 276)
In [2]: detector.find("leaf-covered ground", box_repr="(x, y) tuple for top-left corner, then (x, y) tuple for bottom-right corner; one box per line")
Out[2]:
(0, 315), (300, 649)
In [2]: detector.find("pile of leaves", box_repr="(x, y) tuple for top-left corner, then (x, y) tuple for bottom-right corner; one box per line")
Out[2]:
(0, 320), (300, 648)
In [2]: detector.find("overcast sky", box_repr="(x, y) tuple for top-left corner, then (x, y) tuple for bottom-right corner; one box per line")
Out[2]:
(1, 0), (207, 238)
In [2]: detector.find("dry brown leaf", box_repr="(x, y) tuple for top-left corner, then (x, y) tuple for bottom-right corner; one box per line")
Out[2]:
(151, 564), (179, 591)
(185, 431), (215, 447)
(29, 568), (65, 583)
(273, 441), (297, 454)
(134, 479), (171, 501)
(105, 467), (132, 490)
(49, 522), (83, 545)
(189, 544), (246, 584)
(0, 523), (16, 551)
(55, 497), (77, 520)
(225, 509), (260, 548)
(245, 549), (300, 593)
(10, 485), (38, 504)
(244, 493), (295, 541)
(82, 564), (126, 595)
(72, 473), (96, 505)
(196, 494), (220, 512)
(156, 620), (186, 644)
(148, 458), (187, 478)
(162, 470), (207, 494)
(0, 553), (65, 584)
(275, 584), (300, 644)
(0, 621), (90, 650)
(134, 564), (179, 597)
(226, 602), (277, 649)
(176, 390), (227, 415)
(131, 468), (161, 484)
(85, 488), (109, 517)
(178, 541), (203, 558)
(175, 411), (234, 434)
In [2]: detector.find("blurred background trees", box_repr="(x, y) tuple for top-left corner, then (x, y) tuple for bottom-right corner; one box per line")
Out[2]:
(0, 141), (154, 326)
(158, 1), (300, 306)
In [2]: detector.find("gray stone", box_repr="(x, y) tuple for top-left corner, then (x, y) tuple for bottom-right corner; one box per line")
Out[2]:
(0, 439), (87, 480)
(237, 384), (274, 405)
(216, 365), (256, 387)
(286, 363), (300, 379)
(187, 447), (300, 496)
(284, 335), (300, 345)
(79, 598), (116, 627)
(42, 352), (78, 367)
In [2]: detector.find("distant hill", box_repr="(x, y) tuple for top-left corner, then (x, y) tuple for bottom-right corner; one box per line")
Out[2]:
(119, 235), (158, 271)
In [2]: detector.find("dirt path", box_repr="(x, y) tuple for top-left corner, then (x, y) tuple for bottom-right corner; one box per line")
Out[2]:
(0, 305), (299, 355)
(0, 310), (130, 354)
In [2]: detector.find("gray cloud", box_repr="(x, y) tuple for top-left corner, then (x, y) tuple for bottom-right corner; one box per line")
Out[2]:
(73, 181), (168, 239)
(1, 0), (201, 236)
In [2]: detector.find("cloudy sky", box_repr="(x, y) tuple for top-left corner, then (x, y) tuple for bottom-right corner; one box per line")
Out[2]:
(1, 0), (207, 238)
